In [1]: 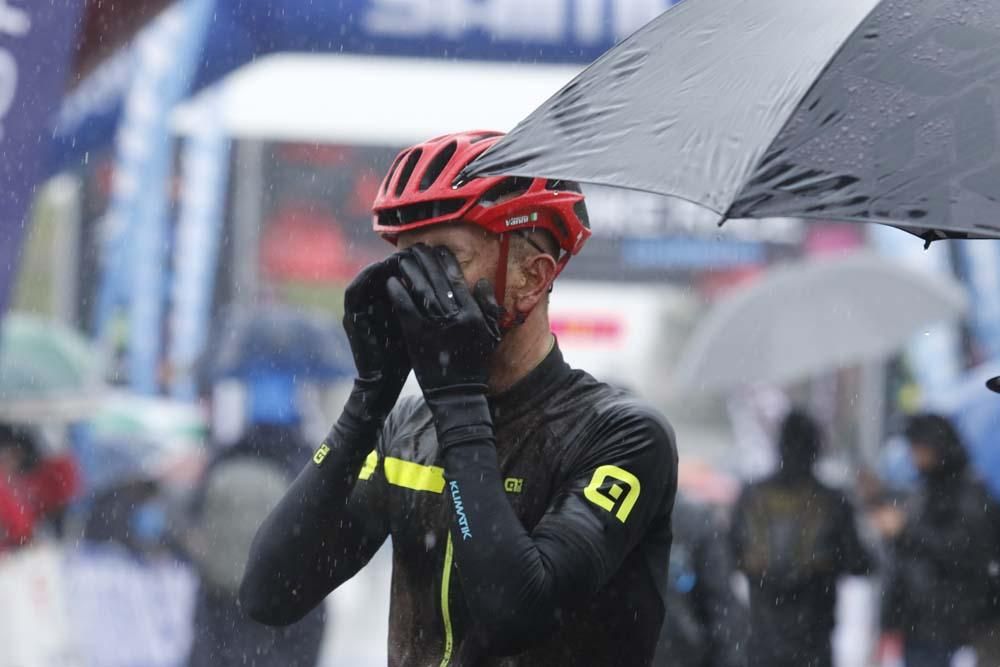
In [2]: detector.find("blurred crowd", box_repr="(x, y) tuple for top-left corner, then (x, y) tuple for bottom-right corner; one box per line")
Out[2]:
(4, 390), (1000, 667)
(656, 408), (1000, 667)
(2, 306), (999, 667)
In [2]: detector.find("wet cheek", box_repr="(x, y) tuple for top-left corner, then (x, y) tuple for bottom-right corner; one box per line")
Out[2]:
(462, 259), (494, 289)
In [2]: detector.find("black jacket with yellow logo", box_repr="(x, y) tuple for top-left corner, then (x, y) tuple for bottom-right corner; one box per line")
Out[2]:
(242, 345), (678, 666)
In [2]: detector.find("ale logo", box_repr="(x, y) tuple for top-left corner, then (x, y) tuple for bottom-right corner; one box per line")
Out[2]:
(584, 465), (640, 523)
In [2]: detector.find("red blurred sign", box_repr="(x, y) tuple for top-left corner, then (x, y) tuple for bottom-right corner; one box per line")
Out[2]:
(260, 205), (360, 283)
(550, 315), (623, 342)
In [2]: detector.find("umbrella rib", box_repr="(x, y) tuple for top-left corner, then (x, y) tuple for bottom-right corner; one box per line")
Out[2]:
(722, 0), (884, 217)
(778, 211), (985, 242)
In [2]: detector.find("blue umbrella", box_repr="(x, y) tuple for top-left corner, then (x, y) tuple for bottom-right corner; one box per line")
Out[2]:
(210, 307), (353, 382)
(934, 363), (1000, 500)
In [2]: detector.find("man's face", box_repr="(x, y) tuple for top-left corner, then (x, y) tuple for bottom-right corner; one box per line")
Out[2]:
(909, 441), (938, 474)
(396, 223), (501, 295)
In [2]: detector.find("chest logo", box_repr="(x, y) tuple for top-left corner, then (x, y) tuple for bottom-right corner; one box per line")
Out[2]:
(313, 443), (331, 466)
(584, 465), (641, 523)
(504, 478), (524, 493)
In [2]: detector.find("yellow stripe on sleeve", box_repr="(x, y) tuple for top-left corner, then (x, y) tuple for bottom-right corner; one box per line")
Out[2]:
(358, 450), (379, 480)
(383, 457), (446, 493)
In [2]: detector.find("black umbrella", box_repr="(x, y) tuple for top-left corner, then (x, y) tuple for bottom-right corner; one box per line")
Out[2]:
(468, 0), (1000, 245)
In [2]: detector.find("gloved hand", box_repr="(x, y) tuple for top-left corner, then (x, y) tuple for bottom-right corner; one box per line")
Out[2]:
(386, 244), (502, 399)
(341, 256), (411, 424)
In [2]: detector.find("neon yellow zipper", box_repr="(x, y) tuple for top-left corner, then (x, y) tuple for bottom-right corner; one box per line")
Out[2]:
(439, 532), (455, 666)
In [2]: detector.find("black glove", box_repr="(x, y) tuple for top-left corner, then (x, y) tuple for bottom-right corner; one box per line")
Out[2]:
(386, 244), (502, 399)
(341, 256), (411, 425)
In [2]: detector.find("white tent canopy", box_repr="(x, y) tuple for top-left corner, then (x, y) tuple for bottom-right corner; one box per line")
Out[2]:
(173, 53), (581, 145)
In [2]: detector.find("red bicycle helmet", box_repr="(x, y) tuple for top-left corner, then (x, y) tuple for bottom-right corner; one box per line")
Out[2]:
(373, 130), (591, 325)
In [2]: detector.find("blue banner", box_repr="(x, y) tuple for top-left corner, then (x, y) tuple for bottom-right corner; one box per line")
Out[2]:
(167, 91), (230, 400)
(95, 0), (216, 395)
(621, 238), (766, 270)
(205, 0), (679, 79)
(50, 44), (136, 172)
(51, 0), (679, 171)
(0, 1), (85, 316)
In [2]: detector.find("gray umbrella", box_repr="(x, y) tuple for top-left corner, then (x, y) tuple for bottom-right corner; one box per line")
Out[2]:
(468, 0), (1000, 243)
(671, 252), (968, 394)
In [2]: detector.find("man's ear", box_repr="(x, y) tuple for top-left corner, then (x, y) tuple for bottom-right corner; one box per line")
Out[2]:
(513, 253), (558, 313)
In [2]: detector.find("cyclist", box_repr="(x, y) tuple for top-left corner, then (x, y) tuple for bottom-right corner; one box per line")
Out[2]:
(240, 131), (678, 666)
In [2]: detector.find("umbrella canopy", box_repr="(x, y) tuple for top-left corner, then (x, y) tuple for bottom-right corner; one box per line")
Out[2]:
(0, 314), (103, 401)
(209, 307), (353, 382)
(80, 392), (207, 492)
(469, 0), (1000, 243)
(931, 362), (1000, 499)
(671, 252), (968, 394)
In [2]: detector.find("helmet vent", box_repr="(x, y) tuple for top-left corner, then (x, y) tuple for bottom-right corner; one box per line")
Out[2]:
(573, 201), (591, 230)
(394, 149), (423, 196)
(477, 177), (533, 208)
(549, 213), (570, 241)
(381, 152), (407, 195)
(419, 142), (457, 191)
(377, 198), (467, 228)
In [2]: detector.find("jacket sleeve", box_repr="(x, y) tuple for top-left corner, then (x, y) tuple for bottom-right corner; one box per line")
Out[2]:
(239, 410), (392, 626)
(880, 535), (914, 634)
(832, 491), (875, 577)
(728, 490), (751, 573)
(21, 455), (79, 515)
(440, 399), (677, 655)
(694, 516), (748, 667)
(896, 498), (993, 577)
(0, 475), (35, 548)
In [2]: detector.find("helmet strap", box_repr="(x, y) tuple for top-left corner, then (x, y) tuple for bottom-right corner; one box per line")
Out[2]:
(494, 233), (523, 330)
(494, 234), (573, 331)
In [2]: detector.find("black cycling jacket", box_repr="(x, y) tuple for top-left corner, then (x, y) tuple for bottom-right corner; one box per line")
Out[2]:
(242, 344), (678, 666)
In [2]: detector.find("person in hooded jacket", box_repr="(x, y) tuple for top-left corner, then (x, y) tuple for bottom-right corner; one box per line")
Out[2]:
(875, 413), (1000, 667)
(0, 423), (78, 550)
(730, 408), (874, 667)
(184, 374), (326, 667)
(655, 492), (747, 667)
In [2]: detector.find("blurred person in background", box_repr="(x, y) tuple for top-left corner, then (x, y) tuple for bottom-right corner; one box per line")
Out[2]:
(0, 423), (78, 550)
(655, 491), (747, 667)
(241, 131), (678, 666)
(874, 413), (1000, 667)
(730, 408), (874, 667)
(81, 475), (168, 555)
(182, 372), (326, 667)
